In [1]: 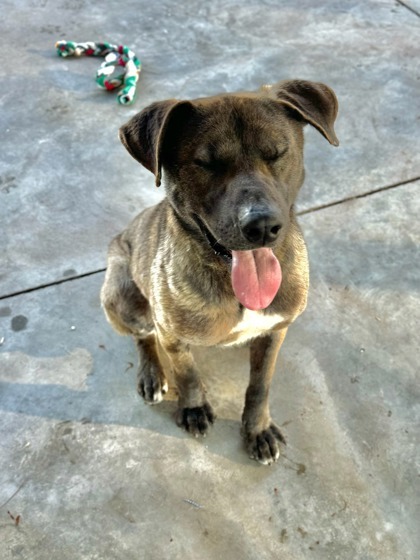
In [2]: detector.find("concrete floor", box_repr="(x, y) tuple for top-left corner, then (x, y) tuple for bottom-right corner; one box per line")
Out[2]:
(0, 1), (419, 558)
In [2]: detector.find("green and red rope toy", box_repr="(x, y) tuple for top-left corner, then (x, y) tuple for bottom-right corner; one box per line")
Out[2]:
(55, 40), (141, 105)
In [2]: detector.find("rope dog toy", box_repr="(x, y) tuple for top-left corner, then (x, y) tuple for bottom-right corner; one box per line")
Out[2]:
(55, 40), (141, 105)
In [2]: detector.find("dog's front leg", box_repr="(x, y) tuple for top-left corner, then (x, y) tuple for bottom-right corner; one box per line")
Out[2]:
(242, 329), (287, 465)
(159, 334), (215, 437)
(136, 335), (168, 404)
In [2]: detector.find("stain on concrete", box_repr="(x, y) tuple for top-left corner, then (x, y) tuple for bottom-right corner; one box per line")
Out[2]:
(11, 315), (28, 332)
(10, 545), (25, 557)
(40, 24), (62, 35)
(297, 527), (308, 538)
(280, 528), (288, 543)
(0, 306), (12, 317)
(284, 455), (307, 475)
(0, 175), (17, 194)
(63, 268), (77, 277)
(297, 463), (307, 476)
(108, 490), (136, 524)
(0, 348), (92, 389)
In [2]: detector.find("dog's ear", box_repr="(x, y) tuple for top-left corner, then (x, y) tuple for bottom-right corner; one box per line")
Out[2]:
(264, 80), (339, 146)
(119, 100), (193, 186)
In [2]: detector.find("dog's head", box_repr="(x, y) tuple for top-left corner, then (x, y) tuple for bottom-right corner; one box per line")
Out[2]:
(120, 79), (338, 248)
(120, 80), (338, 309)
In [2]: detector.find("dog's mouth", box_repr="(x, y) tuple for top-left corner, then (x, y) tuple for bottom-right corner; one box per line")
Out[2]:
(193, 214), (232, 263)
(193, 214), (282, 310)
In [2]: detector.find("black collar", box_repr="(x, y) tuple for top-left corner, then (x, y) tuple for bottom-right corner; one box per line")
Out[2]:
(193, 214), (232, 263)
(170, 205), (232, 263)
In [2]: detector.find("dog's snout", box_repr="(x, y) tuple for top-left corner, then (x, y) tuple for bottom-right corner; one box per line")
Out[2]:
(239, 210), (282, 245)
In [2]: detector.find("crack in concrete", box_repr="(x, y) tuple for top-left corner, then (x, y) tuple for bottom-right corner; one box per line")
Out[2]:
(297, 176), (420, 216)
(0, 269), (106, 301)
(396, 0), (420, 18)
(1, 175), (419, 300)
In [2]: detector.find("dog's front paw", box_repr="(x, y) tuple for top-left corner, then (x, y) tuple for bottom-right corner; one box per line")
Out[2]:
(176, 402), (216, 437)
(244, 423), (286, 466)
(137, 367), (168, 405)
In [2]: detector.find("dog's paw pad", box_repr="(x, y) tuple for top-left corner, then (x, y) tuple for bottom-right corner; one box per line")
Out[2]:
(245, 423), (286, 466)
(176, 403), (215, 437)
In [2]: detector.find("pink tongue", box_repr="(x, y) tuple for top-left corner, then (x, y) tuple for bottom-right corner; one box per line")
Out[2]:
(231, 248), (282, 310)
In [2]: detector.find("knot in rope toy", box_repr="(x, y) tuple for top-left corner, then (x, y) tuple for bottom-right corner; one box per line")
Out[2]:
(55, 40), (141, 105)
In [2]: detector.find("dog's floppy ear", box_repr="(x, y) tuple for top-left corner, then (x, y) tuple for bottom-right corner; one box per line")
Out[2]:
(119, 100), (192, 186)
(264, 80), (339, 146)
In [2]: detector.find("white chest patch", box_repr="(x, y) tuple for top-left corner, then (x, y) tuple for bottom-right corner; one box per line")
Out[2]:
(224, 309), (285, 347)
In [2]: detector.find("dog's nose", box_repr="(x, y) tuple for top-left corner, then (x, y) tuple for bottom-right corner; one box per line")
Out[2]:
(239, 210), (282, 245)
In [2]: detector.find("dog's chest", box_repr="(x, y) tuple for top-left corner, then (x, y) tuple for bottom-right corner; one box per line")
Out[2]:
(223, 308), (285, 346)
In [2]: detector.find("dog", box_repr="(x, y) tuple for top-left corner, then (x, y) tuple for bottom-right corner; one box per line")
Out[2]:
(101, 79), (339, 465)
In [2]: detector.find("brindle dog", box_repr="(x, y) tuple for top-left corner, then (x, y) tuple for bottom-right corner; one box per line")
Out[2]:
(101, 79), (339, 465)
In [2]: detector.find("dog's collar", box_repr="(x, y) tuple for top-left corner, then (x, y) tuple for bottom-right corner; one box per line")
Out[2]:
(193, 214), (232, 263)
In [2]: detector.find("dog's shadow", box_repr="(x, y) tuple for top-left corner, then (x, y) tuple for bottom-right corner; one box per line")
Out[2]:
(0, 342), (269, 467)
(129, 344), (261, 467)
(141, 399), (251, 466)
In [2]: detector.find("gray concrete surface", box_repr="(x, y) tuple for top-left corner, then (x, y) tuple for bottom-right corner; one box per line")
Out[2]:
(0, 1), (419, 559)
(400, 0), (420, 15)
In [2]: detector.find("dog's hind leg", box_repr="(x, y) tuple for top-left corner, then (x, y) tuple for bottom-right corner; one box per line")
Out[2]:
(101, 235), (168, 403)
(101, 235), (153, 336)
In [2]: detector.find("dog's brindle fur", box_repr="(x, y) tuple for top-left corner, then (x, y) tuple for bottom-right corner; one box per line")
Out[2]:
(101, 79), (339, 465)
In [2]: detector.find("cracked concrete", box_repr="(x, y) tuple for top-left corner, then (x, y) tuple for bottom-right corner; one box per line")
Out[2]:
(0, 1), (419, 559)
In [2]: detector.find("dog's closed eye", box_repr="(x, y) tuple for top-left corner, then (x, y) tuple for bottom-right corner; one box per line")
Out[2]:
(194, 158), (211, 169)
(194, 158), (227, 173)
(261, 146), (288, 163)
